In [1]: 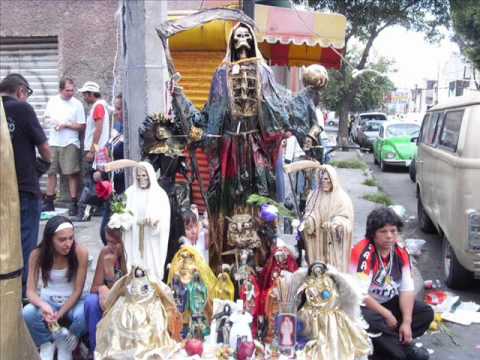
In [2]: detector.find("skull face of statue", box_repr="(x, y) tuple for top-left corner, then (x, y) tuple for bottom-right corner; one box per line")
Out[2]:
(227, 214), (260, 248)
(136, 167), (150, 189)
(320, 170), (333, 192)
(274, 248), (288, 265)
(233, 26), (252, 51)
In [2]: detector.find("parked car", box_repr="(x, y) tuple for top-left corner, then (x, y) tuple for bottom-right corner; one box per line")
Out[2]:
(351, 112), (387, 142)
(373, 121), (420, 171)
(356, 120), (383, 149)
(415, 95), (480, 289)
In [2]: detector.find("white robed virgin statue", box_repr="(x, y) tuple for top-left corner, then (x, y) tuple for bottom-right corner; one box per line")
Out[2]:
(123, 161), (171, 282)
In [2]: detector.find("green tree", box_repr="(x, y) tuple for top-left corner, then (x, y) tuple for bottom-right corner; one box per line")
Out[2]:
(450, 0), (480, 88)
(321, 49), (396, 114)
(294, 0), (450, 144)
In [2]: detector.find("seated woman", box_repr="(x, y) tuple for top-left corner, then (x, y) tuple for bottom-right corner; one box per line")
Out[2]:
(23, 216), (88, 360)
(84, 225), (127, 353)
(350, 207), (433, 360)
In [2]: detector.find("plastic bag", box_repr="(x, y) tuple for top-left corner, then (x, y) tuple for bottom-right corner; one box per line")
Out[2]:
(405, 238), (426, 256)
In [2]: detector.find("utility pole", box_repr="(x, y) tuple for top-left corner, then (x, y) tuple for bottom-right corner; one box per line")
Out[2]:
(242, 0), (255, 20)
(122, 0), (168, 176)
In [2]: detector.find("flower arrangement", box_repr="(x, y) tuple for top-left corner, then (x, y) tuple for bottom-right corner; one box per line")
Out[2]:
(108, 194), (135, 231)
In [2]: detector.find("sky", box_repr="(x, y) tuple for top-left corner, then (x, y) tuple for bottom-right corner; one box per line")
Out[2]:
(370, 25), (460, 91)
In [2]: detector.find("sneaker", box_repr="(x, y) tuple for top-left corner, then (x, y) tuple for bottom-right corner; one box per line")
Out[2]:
(68, 202), (78, 217)
(39, 341), (55, 360)
(406, 344), (429, 360)
(55, 333), (78, 360)
(42, 199), (55, 212)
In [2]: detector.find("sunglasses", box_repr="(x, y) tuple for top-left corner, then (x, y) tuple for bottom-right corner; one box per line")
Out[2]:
(22, 86), (33, 97)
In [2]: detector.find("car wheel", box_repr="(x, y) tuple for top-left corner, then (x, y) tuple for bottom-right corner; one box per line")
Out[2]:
(380, 159), (388, 172)
(442, 236), (473, 289)
(417, 194), (435, 233)
(409, 160), (416, 182)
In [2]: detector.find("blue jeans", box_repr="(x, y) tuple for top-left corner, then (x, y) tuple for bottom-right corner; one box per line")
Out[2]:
(84, 294), (103, 351)
(23, 297), (87, 347)
(20, 192), (41, 293)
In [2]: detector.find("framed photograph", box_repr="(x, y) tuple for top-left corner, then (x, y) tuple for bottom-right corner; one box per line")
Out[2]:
(275, 313), (296, 354)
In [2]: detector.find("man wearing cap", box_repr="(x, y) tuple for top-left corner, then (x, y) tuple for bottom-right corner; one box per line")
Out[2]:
(77, 81), (110, 220)
(0, 73), (52, 296)
(42, 77), (86, 216)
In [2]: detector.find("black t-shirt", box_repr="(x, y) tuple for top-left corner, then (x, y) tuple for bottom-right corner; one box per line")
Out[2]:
(2, 96), (47, 195)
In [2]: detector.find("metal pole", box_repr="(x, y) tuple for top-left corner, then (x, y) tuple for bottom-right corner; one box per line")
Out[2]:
(122, 0), (168, 184)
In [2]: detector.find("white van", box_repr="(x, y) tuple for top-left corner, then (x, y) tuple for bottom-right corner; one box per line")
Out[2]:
(415, 95), (480, 289)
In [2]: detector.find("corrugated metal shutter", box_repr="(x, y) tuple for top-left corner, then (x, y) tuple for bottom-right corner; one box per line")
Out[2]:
(0, 37), (59, 192)
(0, 37), (59, 124)
(172, 51), (224, 213)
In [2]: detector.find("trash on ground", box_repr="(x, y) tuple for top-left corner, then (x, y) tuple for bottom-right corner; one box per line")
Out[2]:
(40, 208), (68, 220)
(405, 238), (426, 256)
(389, 205), (407, 219)
(441, 310), (480, 326)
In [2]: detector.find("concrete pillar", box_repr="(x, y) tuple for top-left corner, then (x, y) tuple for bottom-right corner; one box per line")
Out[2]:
(122, 0), (168, 169)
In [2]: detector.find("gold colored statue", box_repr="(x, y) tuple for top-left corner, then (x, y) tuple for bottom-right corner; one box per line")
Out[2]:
(211, 270), (235, 302)
(297, 262), (371, 360)
(0, 97), (39, 358)
(95, 267), (180, 359)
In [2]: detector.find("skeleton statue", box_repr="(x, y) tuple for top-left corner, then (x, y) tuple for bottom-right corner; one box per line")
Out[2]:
(95, 267), (178, 359)
(171, 21), (329, 269)
(123, 162), (171, 282)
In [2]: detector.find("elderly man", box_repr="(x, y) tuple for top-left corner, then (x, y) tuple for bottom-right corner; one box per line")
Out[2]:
(0, 73), (52, 296)
(42, 77), (86, 216)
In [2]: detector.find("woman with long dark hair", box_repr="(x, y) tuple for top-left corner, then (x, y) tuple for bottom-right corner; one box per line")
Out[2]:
(84, 225), (127, 353)
(23, 215), (88, 360)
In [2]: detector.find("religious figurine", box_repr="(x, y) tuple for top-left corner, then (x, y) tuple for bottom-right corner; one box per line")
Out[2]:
(239, 274), (261, 337)
(212, 303), (233, 345)
(95, 267), (179, 359)
(263, 277), (281, 344)
(171, 20), (329, 269)
(167, 246), (217, 294)
(302, 165), (354, 271)
(233, 248), (256, 285)
(260, 246), (298, 296)
(172, 274), (188, 313)
(123, 162), (171, 282)
(296, 262), (371, 360)
(211, 267), (235, 302)
(229, 310), (253, 351)
(187, 271), (208, 316)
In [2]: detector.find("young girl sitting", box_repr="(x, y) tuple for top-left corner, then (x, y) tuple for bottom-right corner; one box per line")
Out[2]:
(181, 208), (209, 262)
(23, 216), (88, 360)
(84, 225), (127, 353)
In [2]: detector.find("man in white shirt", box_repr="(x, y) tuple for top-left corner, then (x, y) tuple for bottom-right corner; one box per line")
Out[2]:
(43, 78), (86, 216)
(76, 81), (110, 221)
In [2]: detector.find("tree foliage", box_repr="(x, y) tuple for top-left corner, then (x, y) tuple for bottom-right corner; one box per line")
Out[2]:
(321, 49), (396, 113)
(293, 0), (450, 143)
(450, 0), (480, 71)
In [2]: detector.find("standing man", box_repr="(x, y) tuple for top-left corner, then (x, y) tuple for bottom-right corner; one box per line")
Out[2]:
(42, 77), (86, 216)
(0, 73), (52, 296)
(77, 81), (110, 220)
